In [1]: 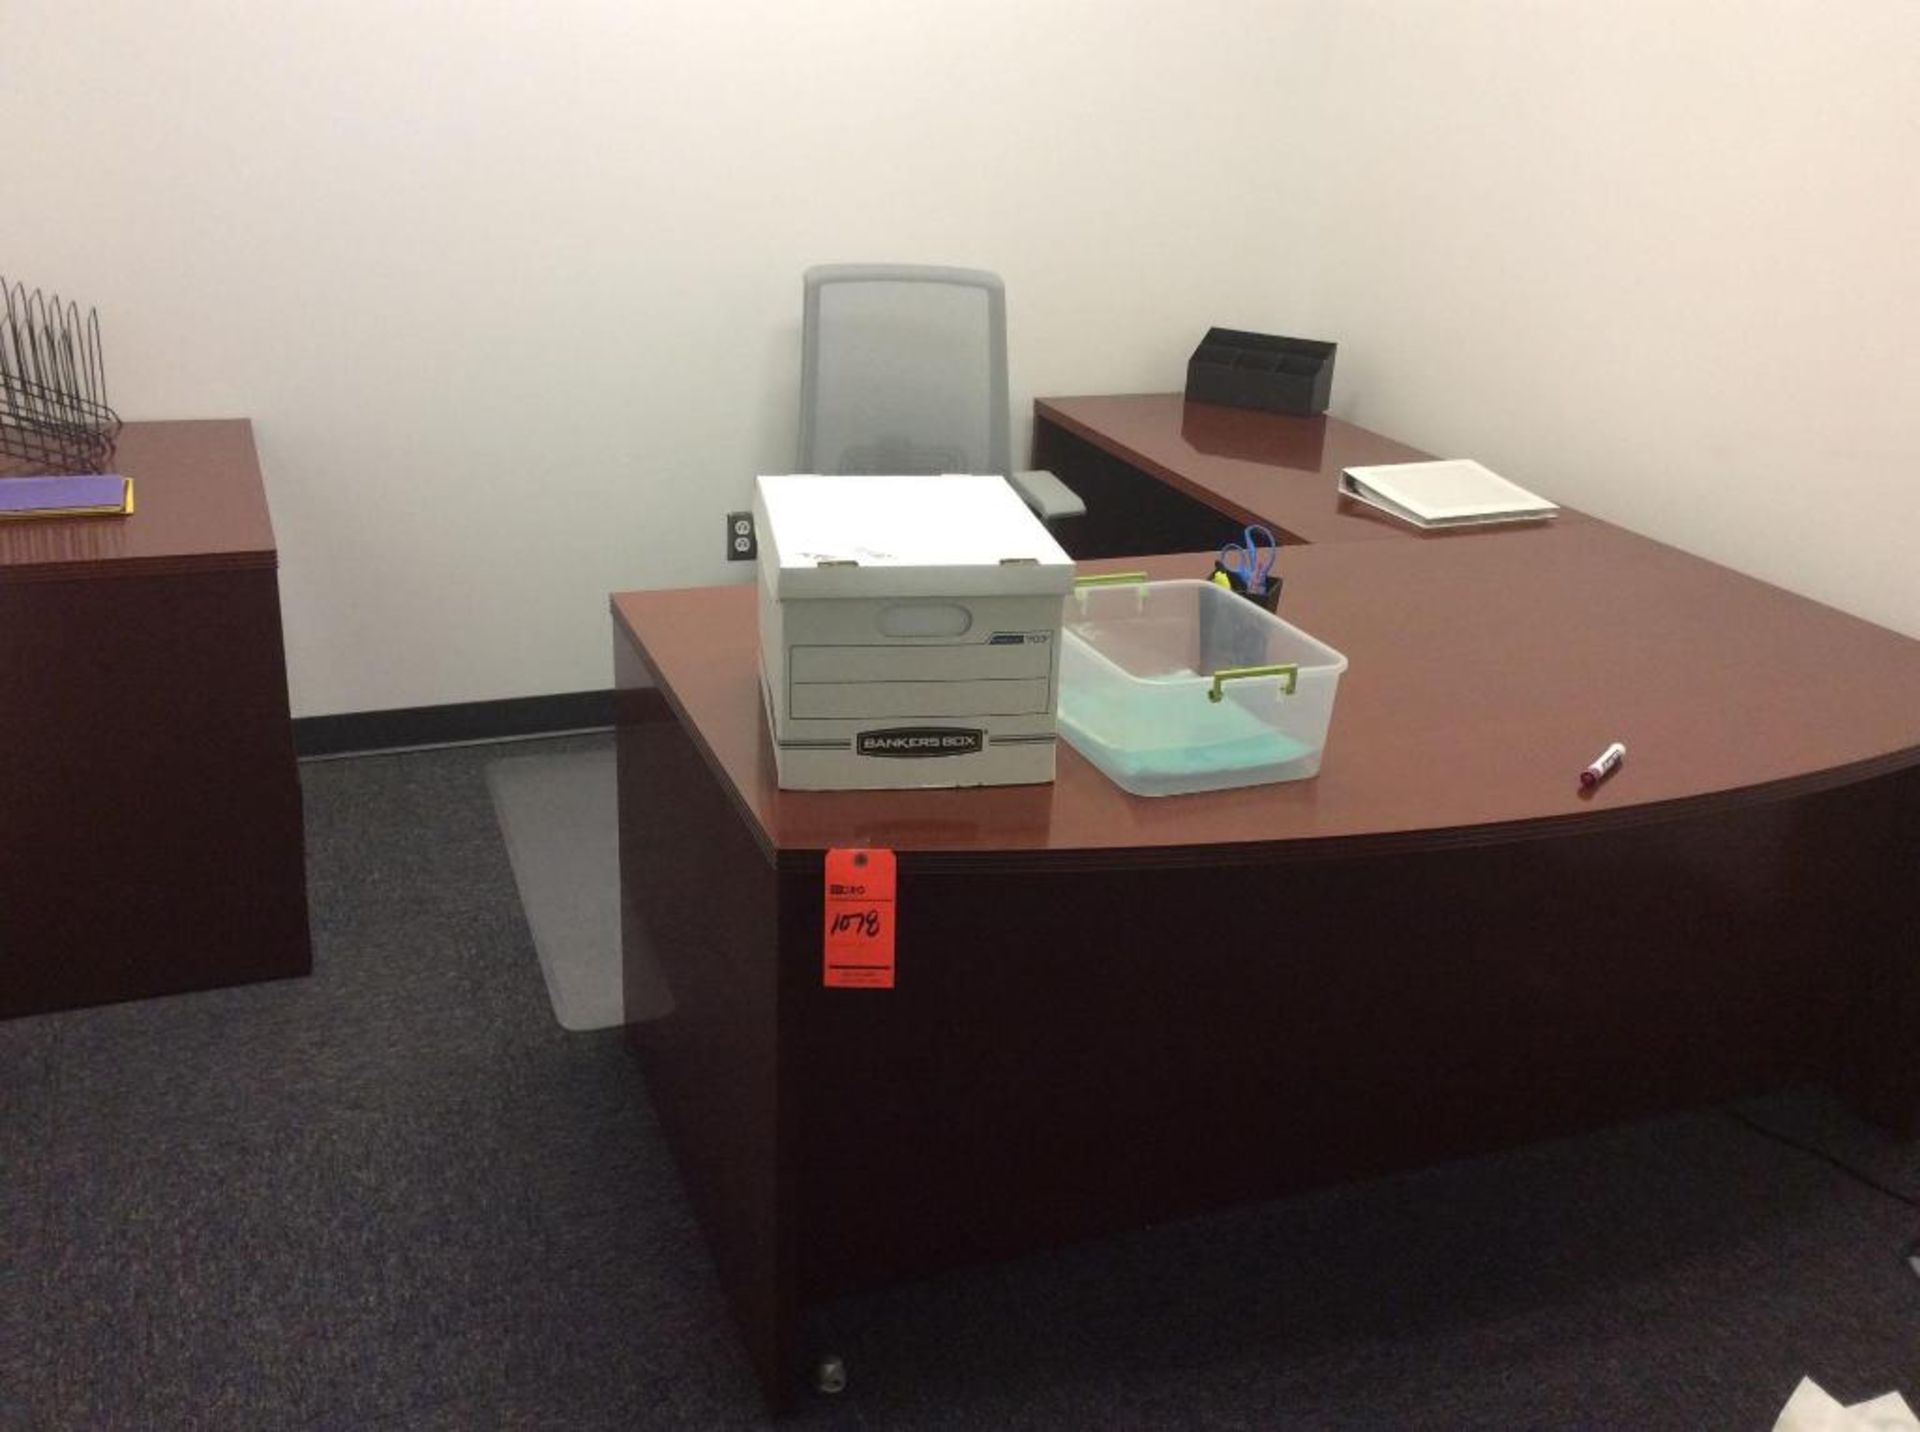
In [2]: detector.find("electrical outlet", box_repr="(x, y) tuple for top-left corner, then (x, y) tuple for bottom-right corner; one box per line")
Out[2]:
(726, 511), (757, 561)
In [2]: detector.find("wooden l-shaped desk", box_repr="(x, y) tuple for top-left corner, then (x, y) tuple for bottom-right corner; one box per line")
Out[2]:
(611, 394), (1920, 1411)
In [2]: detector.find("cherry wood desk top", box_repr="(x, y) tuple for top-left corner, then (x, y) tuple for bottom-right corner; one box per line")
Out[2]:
(611, 523), (1920, 871)
(0, 420), (276, 584)
(1036, 392), (1598, 547)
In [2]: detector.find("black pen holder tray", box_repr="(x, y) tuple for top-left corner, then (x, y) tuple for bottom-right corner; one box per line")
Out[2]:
(1185, 328), (1335, 417)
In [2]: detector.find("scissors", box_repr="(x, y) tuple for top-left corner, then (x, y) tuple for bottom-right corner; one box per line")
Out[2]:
(1218, 524), (1277, 595)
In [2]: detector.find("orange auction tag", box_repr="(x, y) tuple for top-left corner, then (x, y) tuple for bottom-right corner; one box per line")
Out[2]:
(823, 847), (896, 989)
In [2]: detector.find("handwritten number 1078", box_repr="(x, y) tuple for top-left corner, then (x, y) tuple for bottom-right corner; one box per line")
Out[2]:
(830, 909), (882, 939)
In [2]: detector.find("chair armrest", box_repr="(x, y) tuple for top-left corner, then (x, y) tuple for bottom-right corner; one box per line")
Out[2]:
(1008, 469), (1087, 522)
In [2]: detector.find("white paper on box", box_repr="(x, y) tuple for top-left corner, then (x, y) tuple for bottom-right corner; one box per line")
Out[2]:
(1773, 1377), (1918, 1432)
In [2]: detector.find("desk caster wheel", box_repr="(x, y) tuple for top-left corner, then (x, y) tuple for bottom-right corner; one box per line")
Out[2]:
(813, 1354), (848, 1395)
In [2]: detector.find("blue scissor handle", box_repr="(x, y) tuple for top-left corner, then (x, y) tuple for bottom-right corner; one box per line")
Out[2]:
(1218, 524), (1278, 593)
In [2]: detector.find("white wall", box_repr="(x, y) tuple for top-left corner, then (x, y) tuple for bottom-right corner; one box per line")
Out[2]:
(7, 2), (1916, 718)
(1293, 1), (1920, 637)
(2, 0), (1316, 716)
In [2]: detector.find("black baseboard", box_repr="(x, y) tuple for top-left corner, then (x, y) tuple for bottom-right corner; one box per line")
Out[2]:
(294, 690), (615, 757)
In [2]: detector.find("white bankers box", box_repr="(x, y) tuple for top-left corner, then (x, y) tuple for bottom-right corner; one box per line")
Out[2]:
(754, 474), (1075, 791)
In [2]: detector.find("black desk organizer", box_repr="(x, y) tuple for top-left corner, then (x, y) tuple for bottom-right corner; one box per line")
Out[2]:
(1186, 327), (1335, 417)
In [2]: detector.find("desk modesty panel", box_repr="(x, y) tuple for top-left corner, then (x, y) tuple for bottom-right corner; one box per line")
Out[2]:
(1, 421), (310, 1017)
(611, 533), (1920, 1411)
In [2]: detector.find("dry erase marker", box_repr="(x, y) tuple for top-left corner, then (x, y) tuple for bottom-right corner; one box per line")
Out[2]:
(1580, 741), (1626, 788)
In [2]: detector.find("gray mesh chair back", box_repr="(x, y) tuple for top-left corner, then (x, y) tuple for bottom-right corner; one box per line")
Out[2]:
(799, 265), (1013, 479)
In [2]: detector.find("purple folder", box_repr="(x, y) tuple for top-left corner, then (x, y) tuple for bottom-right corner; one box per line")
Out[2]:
(0, 474), (133, 518)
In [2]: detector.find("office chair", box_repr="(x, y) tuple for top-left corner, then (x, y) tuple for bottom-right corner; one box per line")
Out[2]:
(797, 264), (1084, 522)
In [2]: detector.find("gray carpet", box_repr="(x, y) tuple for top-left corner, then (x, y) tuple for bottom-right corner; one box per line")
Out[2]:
(3, 734), (1916, 1429)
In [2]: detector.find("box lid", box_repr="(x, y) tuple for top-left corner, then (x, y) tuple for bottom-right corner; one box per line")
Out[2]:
(756, 473), (1075, 599)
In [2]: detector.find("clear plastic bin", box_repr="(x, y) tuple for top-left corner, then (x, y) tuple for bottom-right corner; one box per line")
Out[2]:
(1058, 578), (1348, 796)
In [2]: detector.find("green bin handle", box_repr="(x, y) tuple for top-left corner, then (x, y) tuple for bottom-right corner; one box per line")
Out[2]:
(1208, 663), (1299, 702)
(1072, 571), (1150, 589)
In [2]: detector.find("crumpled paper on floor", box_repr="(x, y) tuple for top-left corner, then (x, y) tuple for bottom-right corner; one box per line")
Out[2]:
(1774, 1377), (1919, 1432)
